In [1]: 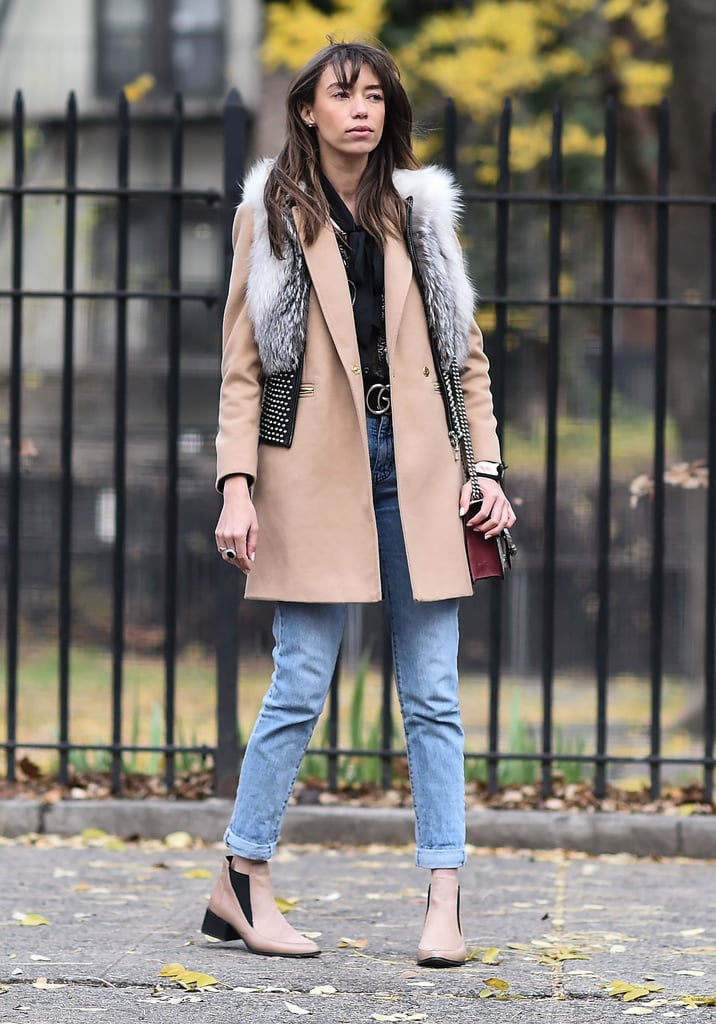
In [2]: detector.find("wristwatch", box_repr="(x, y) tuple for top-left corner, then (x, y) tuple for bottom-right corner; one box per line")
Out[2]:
(473, 461), (506, 482)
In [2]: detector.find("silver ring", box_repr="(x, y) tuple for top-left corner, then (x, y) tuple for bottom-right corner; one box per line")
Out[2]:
(224, 548), (237, 560)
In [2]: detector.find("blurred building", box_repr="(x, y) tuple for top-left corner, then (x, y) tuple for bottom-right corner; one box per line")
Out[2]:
(0, 0), (260, 461)
(0, 0), (261, 648)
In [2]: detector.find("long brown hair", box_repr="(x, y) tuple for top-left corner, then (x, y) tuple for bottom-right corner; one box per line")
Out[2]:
(264, 41), (419, 258)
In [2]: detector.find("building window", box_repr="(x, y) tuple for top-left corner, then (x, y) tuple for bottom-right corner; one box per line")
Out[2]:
(96, 0), (226, 99)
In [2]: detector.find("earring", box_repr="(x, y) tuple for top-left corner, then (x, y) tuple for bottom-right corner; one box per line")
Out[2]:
(305, 121), (315, 128)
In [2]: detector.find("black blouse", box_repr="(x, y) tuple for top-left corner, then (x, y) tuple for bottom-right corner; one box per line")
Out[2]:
(321, 174), (388, 386)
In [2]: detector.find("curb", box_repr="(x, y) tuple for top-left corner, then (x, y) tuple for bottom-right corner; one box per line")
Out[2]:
(1, 799), (714, 859)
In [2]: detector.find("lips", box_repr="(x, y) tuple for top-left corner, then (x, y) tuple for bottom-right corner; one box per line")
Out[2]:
(348, 126), (372, 135)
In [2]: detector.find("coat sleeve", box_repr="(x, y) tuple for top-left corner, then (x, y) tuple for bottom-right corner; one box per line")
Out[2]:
(459, 318), (502, 465)
(215, 203), (264, 491)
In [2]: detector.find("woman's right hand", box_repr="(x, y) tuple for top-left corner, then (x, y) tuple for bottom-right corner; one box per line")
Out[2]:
(215, 474), (259, 573)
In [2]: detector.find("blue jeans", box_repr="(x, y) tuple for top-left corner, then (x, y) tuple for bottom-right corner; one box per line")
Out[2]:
(225, 414), (466, 868)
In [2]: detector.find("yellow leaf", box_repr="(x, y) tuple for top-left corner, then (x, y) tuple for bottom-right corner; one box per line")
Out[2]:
(81, 828), (108, 840)
(164, 831), (194, 849)
(177, 971), (219, 990)
(123, 72), (157, 103)
(159, 963), (188, 978)
(484, 977), (510, 991)
(275, 897), (298, 913)
(482, 947), (502, 964)
(19, 914), (51, 927)
(338, 936), (369, 949)
(182, 868), (213, 879)
(479, 988), (494, 998)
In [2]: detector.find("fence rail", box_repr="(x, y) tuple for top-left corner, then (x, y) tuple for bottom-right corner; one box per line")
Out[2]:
(1, 90), (715, 802)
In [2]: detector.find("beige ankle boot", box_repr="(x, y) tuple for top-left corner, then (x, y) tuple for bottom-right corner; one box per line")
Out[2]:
(417, 869), (468, 968)
(202, 855), (320, 958)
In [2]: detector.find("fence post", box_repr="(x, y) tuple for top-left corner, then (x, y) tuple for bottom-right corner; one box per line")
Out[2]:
(58, 92), (78, 787)
(5, 90), (25, 784)
(214, 88), (248, 797)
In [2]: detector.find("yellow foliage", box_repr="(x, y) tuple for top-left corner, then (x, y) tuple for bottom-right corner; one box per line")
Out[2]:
(632, 0), (667, 42)
(261, 0), (670, 174)
(602, 0), (634, 19)
(621, 59), (671, 106)
(123, 73), (156, 103)
(263, 0), (386, 72)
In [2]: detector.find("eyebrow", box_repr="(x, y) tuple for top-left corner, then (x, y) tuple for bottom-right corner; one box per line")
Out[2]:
(325, 78), (384, 92)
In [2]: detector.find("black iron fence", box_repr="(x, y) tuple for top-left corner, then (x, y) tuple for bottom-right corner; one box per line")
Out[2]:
(1, 90), (715, 801)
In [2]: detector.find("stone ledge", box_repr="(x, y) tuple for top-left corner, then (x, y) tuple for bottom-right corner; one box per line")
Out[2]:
(0, 800), (713, 859)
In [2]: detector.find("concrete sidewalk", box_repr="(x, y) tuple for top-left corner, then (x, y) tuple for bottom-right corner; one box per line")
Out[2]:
(1, 830), (716, 1023)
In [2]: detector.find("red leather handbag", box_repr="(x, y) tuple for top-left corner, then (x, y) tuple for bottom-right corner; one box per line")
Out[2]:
(464, 499), (513, 581)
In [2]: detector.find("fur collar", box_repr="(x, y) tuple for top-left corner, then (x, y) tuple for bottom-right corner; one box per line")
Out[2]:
(240, 159), (476, 374)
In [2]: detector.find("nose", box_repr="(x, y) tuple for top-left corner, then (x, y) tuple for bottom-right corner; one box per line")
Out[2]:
(352, 96), (368, 118)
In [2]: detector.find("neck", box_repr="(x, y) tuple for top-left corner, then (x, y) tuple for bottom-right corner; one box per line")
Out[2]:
(319, 155), (369, 215)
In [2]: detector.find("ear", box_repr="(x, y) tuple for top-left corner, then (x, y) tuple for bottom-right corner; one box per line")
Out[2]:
(299, 102), (313, 126)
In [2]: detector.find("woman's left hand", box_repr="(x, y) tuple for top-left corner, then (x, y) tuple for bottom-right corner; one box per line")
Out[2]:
(460, 478), (516, 539)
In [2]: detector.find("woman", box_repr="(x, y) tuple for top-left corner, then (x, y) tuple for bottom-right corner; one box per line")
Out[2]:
(204, 40), (515, 966)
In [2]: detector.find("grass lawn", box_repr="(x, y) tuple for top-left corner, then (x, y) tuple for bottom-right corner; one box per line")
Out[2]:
(0, 642), (705, 788)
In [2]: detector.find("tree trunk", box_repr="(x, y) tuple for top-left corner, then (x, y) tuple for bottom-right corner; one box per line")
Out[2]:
(665, 0), (716, 722)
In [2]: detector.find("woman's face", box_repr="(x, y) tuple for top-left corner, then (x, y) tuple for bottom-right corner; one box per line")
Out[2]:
(301, 63), (385, 171)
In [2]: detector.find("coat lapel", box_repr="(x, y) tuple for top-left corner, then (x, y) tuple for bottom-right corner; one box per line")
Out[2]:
(293, 208), (358, 363)
(294, 209), (414, 378)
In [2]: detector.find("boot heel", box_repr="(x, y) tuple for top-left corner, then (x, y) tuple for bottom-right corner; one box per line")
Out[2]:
(202, 907), (240, 942)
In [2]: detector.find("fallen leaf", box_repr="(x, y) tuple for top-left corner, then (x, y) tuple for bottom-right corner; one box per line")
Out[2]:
(182, 868), (212, 880)
(284, 1001), (310, 1015)
(606, 981), (664, 1003)
(275, 897), (298, 913)
(338, 936), (368, 949)
(33, 978), (67, 989)
(17, 914), (51, 927)
(30, 955), (51, 962)
(320, 892), (342, 901)
(159, 964), (187, 979)
(676, 970), (705, 977)
(481, 947), (502, 965)
(164, 831), (194, 849)
(622, 1008), (654, 1016)
(484, 977), (510, 991)
(309, 986), (337, 996)
(680, 928), (705, 937)
(371, 1016), (427, 1022)
(81, 828), (108, 840)
(177, 971), (219, 990)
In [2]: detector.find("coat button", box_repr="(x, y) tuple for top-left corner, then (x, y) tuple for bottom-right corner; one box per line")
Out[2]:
(351, 365), (360, 374)
(422, 366), (430, 377)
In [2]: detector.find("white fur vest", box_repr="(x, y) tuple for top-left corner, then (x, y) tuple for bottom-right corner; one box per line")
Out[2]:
(241, 158), (477, 375)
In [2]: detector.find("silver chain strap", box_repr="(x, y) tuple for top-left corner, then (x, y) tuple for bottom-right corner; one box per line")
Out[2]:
(444, 360), (481, 503)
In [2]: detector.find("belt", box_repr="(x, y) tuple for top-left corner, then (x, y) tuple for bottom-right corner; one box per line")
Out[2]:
(365, 382), (391, 416)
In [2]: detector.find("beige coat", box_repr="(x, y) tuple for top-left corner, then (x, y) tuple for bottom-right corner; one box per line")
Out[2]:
(216, 199), (501, 602)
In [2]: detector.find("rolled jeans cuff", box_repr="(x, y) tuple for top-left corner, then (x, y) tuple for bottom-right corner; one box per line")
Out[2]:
(416, 846), (467, 869)
(224, 826), (276, 862)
